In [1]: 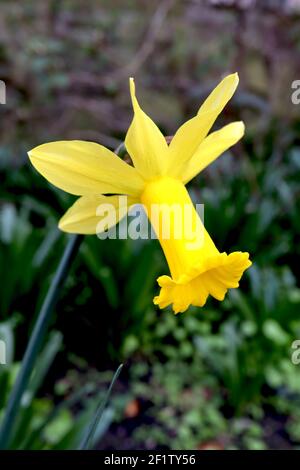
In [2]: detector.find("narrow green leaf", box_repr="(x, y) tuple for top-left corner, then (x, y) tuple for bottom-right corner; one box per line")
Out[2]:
(79, 364), (123, 450)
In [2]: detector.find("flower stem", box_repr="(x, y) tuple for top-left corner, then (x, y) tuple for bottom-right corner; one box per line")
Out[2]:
(0, 234), (82, 449)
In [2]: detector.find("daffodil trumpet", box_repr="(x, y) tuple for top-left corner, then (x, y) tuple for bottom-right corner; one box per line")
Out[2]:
(28, 73), (252, 313)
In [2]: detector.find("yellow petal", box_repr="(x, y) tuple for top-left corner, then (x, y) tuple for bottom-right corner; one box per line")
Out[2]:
(197, 73), (239, 116)
(125, 78), (169, 179)
(166, 73), (239, 175)
(59, 194), (137, 234)
(181, 121), (245, 184)
(28, 140), (145, 196)
(154, 252), (252, 314)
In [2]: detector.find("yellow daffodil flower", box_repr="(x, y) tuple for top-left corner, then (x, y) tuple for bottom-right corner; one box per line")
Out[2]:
(28, 73), (251, 314)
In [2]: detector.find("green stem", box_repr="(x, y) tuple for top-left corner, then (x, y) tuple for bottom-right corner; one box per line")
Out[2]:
(0, 234), (82, 449)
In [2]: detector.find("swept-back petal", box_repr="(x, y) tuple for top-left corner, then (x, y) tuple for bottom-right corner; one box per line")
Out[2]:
(125, 78), (169, 179)
(166, 73), (239, 176)
(28, 140), (145, 196)
(59, 194), (138, 234)
(181, 121), (245, 184)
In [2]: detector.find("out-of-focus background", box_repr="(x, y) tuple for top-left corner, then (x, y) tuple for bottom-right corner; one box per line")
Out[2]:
(1, 0), (300, 450)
